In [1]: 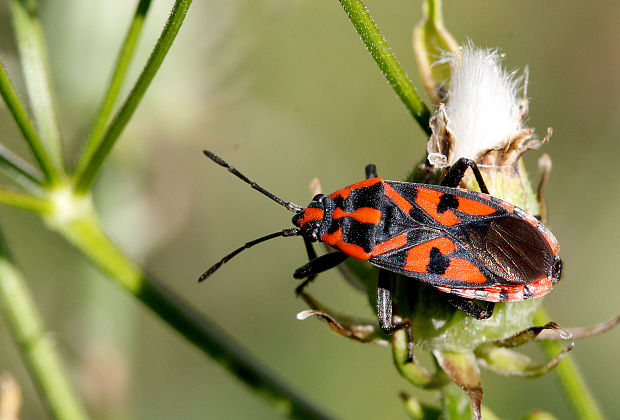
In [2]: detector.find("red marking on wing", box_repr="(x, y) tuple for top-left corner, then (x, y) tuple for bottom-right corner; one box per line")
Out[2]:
(330, 178), (382, 200)
(296, 207), (324, 228)
(321, 228), (371, 260)
(456, 196), (496, 216)
(404, 237), (456, 273)
(498, 201), (515, 212)
(443, 258), (487, 283)
(458, 289), (476, 299)
(332, 207), (381, 225)
(384, 183), (413, 214)
(543, 231), (559, 254)
(518, 277), (552, 300)
(370, 232), (409, 257)
(522, 213), (540, 227)
(415, 187), (461, 226)
(436, 276), (553, 302)
(480, 287), (502, 302)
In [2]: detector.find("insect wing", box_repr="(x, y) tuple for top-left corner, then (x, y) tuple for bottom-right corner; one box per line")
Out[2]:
(460, 215), (557, 286)
(369, 231), (499, 289)
(369, 182), (559, 301)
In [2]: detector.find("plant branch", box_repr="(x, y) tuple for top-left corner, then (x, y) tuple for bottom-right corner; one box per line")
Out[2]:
(8, 0), (64, 175)
(73, 0), (191, 193)
(336, 0), (431, 134)
(0, 141), (44, 192)
(0, 231), (88, 420)
(534, 308), (605, 420)
(80, 0), (153, 168)
(0, 58), (59, 185)
(46, 201), (331, 420)
(0, 189), (50, 213)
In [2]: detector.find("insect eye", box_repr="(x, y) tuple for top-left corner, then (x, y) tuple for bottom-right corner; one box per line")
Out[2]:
(552, 258), (562, 279)
(312, 193), (324, 201)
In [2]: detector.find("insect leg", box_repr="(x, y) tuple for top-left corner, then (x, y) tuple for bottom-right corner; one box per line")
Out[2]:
(303, 236), (318, 263)
(294, 237), (320, 292)
(443, 294), (495, 320)
(377, 270), (411, 333)
(365, 164), (378, 179)
(441, 158), (490, 195)
(293, 252), (349, 294)
(377, 269), (414, 361)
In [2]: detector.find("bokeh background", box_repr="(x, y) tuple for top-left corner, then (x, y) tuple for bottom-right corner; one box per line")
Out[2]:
(0, 1), (619, 419)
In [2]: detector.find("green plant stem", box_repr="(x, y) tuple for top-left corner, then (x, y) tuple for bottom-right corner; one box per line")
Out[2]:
(426, 0), (439, 17)
(534, 309), (605, 420)
(336, 0), (431, 134)
(0, 142), (43, 192)
(0, 58), (58, 185)
(0, 189), (50, 213)
(73, 0), (191, 193)
(47, 201), (331, 420)
(81, 0), (153, 163)
(0, 232), (88, 420)
(8, 0), (64, 175)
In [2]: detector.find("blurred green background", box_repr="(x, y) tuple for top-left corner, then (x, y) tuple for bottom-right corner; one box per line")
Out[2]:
(0, 1), (618, 419)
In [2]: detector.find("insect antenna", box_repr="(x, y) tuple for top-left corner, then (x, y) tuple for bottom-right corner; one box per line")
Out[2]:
(203, 150), (303, 212)
(198, 228), (301, 282)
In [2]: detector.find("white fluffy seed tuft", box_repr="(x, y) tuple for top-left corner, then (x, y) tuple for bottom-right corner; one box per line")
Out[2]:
(437, 44), (525, 164)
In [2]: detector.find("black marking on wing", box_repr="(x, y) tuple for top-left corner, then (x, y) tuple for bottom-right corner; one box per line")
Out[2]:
(428, 247), (450, 275)
(437, 193), (459, 213)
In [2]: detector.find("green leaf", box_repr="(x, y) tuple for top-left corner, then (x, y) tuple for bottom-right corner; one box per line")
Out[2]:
(476, 343), (573, 378)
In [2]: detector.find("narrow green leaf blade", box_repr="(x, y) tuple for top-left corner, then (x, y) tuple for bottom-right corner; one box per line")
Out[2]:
(74, 0), (192, 193)
(9, 0), (64, 175)
(79, 0), (153, 172)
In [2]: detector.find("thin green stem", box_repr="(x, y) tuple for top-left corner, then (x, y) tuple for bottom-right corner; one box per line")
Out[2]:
(337, 0), (431, 134)
(534, 308), (605, 420)
(0, 231), (88, 420)
(0, 58), (59, 185)
(0, 141), (44, 192)
(45, 198), (331, 419)
(8, 0), (64, 176)
(0, 189), (50, 213)
(80, 0), (153, 168)
(73, 0), (192, 193)
(426, 0), (441, 23)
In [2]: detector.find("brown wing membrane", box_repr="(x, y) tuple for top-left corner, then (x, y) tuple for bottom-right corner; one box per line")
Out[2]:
(463, 216), (555, 285)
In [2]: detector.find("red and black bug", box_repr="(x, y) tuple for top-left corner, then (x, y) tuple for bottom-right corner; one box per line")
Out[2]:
(199, 150), (562, 333)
